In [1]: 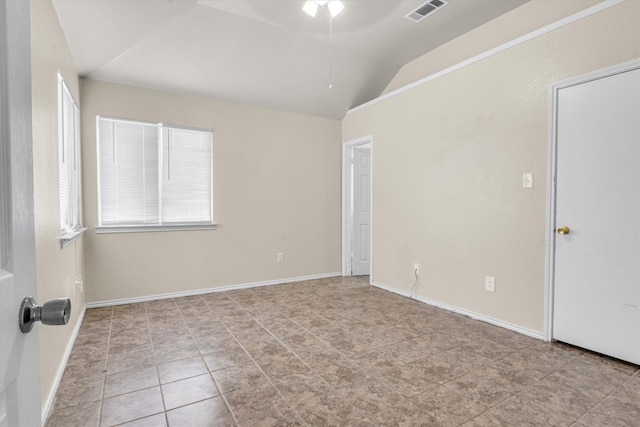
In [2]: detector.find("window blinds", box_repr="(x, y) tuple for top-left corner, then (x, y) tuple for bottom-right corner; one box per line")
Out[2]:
(161, 127), (212, 224)
(58, 76), (80, 233)
(97, 117), (212, 227)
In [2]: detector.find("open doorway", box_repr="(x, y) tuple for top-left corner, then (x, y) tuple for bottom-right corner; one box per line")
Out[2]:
(342, 136), (372, 280)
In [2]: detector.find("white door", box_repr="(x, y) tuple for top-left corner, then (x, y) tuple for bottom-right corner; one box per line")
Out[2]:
(352, 147), (371, 276)
(552, 66), (640, 364)
(0, 0), (42, 425)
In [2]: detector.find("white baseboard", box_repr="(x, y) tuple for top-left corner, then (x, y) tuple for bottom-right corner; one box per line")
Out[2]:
(86, 272), (342, 308)
(371, 280), (545, 340)
(41, 304), (87, 425)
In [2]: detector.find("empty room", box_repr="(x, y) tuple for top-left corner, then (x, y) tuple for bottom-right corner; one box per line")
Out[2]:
(1, 0), (639, 426)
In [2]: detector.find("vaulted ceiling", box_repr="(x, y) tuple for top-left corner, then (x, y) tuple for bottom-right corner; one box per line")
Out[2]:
(52, 0), (529, 119)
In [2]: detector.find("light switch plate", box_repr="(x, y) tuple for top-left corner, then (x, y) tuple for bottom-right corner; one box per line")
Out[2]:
(523, 172), (533, 188)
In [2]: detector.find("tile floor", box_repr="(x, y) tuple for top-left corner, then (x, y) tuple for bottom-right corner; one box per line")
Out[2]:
(46, 276), (640, 426)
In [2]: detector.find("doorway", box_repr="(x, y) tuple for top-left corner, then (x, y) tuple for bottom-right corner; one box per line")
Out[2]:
(342, 136), (373, 279)
(547, 60), (640, 364)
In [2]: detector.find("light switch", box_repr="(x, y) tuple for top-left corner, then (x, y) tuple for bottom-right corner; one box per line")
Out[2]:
(523, 172), (533, 189)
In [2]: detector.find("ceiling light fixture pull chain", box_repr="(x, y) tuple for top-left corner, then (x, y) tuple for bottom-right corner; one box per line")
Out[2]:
(302, 0), (343, 90)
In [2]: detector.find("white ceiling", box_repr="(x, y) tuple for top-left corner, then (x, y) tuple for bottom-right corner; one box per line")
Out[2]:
(52, 0), (529, 119)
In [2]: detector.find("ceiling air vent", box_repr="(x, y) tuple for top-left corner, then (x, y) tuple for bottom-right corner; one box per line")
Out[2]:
(404, 0), (448, 23)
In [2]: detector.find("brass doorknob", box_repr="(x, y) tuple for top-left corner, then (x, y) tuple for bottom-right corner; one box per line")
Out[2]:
(557, 226), (570, 235)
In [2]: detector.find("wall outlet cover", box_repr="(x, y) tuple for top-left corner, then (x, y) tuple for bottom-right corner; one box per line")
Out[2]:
(485, 276), (496, 292)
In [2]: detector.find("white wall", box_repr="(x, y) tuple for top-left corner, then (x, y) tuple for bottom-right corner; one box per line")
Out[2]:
(342, 0), (640, 333)
(30, 0), (85, 414)
(80, 80), (342, 303)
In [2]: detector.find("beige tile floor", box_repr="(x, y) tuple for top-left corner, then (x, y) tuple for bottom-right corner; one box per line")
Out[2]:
(46, 276), (640, 426)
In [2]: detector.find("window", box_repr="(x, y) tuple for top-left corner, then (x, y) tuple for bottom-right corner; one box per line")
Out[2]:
(58, 74), (84, 246)
(96, 117), (214, 232)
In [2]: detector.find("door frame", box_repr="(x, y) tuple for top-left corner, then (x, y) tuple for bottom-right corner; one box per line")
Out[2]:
(342, 136), (373, 278)
(544, 59), (640, 341)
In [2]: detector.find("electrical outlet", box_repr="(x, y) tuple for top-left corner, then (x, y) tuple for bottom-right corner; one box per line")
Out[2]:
(75, 275), (84, 293)
(414, 263), (420, 275)
(485, 276), (495, 293)
(277, 252), (284, 263)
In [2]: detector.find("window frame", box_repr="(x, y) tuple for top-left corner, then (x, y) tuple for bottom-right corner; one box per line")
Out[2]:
(58, 73), (86, 247)
(95, 116), (216, 234)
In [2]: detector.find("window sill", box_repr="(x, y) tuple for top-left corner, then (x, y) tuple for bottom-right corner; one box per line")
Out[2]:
(61, 227), (88, 248)
(95, 224), (218, 234)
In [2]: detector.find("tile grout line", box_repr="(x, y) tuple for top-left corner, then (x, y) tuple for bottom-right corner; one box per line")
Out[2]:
(176, 294), (241, 426)
(205, 292), (272, 424)
(424, 341), (585, 425)
(97, 306), (114, 427)
(168, 280), (528, 424)
(103, 304), (164, 427)
(216, 290), (311, 426)
(244, 284), (443, 422)
(462, 348), (594, 425)
(567, 354), (640, 426)
(241, 284), (425, 424)
(144, 299), (170, 427)
(62, 278), (639, 427)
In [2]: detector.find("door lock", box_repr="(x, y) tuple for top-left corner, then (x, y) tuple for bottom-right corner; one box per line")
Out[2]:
(18, 297), (71, 333)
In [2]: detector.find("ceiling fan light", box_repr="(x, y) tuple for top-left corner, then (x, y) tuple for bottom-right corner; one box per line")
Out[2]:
(302, 1), (318, 17)
(315, 1), (328, 6)
(327, 1), (344, 17)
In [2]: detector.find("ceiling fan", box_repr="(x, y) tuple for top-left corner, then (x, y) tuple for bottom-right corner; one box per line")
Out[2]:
(302, 0), (345, 18)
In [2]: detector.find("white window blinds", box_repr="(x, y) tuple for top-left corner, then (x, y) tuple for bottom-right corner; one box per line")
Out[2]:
(58, 75), (81, 234)
(162, 127), (213, 224)
(97, 117), (213, 228)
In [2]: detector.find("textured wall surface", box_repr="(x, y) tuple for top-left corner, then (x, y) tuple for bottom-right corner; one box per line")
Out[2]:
(81, 80), (342, 303)
(30, 0), (86, 413)
(343, 0), (640, 333)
